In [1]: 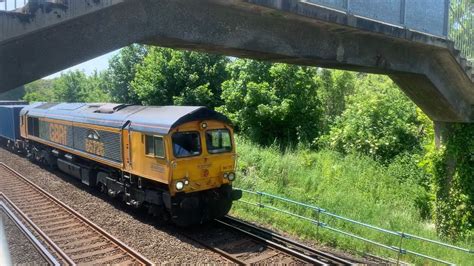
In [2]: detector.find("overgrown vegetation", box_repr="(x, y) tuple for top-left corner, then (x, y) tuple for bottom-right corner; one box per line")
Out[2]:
(6, 45), (472, 262)
(219, 60), (322, 146)
(423, 124), (474, 240)
(319, 74), (423, 162)
(231, 136), (472, 264)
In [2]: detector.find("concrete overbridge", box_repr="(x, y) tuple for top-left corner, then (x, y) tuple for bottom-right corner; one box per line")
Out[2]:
(0, 0), (473, 122)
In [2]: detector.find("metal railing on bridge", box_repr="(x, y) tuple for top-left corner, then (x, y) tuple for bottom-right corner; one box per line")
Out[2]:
(235, 187), (473, 265)
(306, 0), (473, 63)
(449, 0), (473, 61)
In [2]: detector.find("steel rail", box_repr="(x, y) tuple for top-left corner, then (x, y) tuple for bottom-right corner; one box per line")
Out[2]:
(221, 215), (354, 265)
(0, 162), (154, 265)
(181, 232), (247, 266)
(214, 218), (330, 265)
(0, 200), (62, 265)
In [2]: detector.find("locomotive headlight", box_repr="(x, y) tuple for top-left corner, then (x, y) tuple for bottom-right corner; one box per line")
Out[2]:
(201, 122), (208, 129)
(227, 172), (236, 181)
(175, 181), (185, 191)
(223, 173), (229, 179)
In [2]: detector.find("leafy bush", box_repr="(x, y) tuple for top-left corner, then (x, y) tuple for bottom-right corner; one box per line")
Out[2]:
(320, 75), (422, 162)
(104, 44), (147, 104)
(131, 47), (228, 108)
(219, 59), (322, 146)
(316, 69), (356, 132)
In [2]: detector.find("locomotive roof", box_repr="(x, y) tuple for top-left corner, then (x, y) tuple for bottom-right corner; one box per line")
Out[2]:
(20, 103), (231, 134)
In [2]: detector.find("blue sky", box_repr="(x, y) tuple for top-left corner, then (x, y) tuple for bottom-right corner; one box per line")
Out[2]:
(2, 0), (26, 11)
(45, 50), (119, 79)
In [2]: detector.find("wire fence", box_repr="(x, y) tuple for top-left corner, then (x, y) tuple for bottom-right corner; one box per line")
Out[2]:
(235, 187), (473, 265)
(449, 0), (474, 62)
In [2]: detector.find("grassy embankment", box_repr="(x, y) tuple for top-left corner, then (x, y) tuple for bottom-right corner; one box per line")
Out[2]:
(230, 137), (473, 265)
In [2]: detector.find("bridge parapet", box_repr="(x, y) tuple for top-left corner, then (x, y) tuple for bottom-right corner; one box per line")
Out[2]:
(305, 0), (472, 64)
(0, 0), (123, 44)
(307, 0), (449, 37)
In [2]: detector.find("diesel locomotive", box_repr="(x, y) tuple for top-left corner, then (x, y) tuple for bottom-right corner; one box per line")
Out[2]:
(0, 102), (242, 226)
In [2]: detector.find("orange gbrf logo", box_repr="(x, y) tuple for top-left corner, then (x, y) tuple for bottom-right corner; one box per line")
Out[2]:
(85, 139), (105, 156)
(49, 124), (68, 145)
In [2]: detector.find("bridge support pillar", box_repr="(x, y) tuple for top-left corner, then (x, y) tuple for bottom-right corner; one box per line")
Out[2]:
(432, 121), (473, 237)
(434, 121), (452, 148)
(433, 121), (456, 194)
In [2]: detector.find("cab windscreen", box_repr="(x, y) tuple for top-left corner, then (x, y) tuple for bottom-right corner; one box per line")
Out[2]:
(172, 131), (201, 157)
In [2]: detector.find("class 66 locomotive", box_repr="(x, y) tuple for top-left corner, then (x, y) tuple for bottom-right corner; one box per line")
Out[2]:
(0, 102), (242, 226)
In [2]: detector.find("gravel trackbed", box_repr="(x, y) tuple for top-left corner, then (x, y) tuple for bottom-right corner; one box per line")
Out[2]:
(0, 148), (228, 264)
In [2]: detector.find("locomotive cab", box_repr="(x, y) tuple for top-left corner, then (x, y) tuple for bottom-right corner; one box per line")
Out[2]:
(163, 120), (241, 225)
(169, 120), (235, 195)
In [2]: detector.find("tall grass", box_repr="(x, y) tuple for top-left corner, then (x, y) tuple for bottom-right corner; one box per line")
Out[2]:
(230, 137), (473, 265)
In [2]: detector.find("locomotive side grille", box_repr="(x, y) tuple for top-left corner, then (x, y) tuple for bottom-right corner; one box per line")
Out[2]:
(73, 126), (122, 163)
(38, 120), (74, 147)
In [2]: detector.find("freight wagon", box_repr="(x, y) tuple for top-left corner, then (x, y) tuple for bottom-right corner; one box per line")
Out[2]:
(0, 104), (28, 150)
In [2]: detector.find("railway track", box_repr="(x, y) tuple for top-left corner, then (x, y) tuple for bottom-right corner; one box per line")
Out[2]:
(184, 215), (356, 265)
(0, 162), (153, 265)
(1, 201), (60, 265)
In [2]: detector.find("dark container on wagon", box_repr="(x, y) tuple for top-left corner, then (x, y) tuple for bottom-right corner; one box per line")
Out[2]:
(0, 105), (27, 141)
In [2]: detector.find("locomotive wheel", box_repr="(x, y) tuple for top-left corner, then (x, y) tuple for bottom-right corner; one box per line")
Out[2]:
(98, 182), (107, 194)
(156, 210), (171, 226)
(162, 211), (170, 223)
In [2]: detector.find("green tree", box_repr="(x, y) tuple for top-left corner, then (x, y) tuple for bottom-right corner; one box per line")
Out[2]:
(321, 74), (423, 162)
(131, 47), (229, 107)
(81, 71), (111, 102)
(23, 79), (56, 102)
(317, 69), (356, 133)
(54, 71), (90, 102)
(219, 59), (322, 146)
(105, 44), (147, 103)
(24, 71), (110, 103)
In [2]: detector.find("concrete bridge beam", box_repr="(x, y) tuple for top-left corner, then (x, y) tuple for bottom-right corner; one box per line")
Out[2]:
(0, 0), (473, 122)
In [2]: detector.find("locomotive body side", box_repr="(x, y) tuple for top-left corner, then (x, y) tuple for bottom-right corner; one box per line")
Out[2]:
(20, 116), (123, 168)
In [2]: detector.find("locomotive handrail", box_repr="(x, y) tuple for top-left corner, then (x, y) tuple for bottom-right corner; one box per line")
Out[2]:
(235, 187), (473, 265)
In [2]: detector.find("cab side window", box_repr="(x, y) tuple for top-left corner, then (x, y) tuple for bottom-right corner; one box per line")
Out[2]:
(145, 135), (165, 158)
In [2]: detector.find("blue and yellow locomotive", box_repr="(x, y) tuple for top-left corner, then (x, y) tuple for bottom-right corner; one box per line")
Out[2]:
(0, 102), (242, 226)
